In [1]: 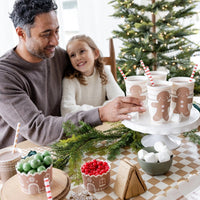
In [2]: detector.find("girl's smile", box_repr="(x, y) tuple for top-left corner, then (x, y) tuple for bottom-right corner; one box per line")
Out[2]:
(67, 39), (99, 76)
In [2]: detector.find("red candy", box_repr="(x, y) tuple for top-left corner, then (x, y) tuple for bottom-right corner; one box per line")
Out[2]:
(81, 159), (110, 176)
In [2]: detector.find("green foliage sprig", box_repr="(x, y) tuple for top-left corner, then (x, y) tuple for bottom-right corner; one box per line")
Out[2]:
(183, 128), (200, 145)
(51, 121), (144, 184)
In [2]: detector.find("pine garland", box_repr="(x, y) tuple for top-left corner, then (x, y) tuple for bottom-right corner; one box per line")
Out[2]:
(183, 103), (200, 145)
(183, 128), (200, 145)
(51, 121), (144, 184)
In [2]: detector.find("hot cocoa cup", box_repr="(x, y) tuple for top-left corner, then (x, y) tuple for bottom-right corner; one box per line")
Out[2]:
(125, 76), (148, 120)
(0, 148), (21, 184)
(147, 80), (172, 124)
(146, 71), (168, 82)
(169, 77), (195, 122)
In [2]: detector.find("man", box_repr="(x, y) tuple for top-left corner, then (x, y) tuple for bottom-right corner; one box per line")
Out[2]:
(0, 0), (145, 148)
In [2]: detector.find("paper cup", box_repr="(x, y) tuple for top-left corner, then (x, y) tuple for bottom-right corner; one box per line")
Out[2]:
(169, 77), (195, 122)
(0, 148), (21, 184)
(125, 76), (148, 120)
(145, 71), (168, 83)
(81, 160), (110, 193)
(147, 80), (172, 124)
(16, 155), (53, 195)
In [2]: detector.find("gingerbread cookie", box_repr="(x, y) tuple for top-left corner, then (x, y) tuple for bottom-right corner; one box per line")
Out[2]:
(172, 87), (193, 116)
(151, 91), (170, 121)
(130, 85), (146, 101)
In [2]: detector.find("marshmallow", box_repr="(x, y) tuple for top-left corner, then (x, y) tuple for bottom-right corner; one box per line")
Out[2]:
(138, 149), (148, 160)
(144, 152), (158, 163)
(159, 146), (173, 156)
(157, 151), (170, 162)
(154, 141), (166, 152)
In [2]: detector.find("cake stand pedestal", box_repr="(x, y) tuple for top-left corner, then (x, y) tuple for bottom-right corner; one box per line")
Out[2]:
(122, 107), (200, 150)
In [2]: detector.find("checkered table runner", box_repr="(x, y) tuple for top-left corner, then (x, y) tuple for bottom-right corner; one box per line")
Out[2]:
(67, 134), (200, 200)
(18, 134), (200, 200)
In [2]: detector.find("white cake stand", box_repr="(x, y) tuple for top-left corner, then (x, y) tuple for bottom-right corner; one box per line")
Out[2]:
(122, 107), (200, 150)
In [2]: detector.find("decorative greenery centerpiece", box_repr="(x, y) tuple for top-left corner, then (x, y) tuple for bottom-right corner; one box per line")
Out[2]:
(51, 121), (144, 184)
(109, 0), (200, 94)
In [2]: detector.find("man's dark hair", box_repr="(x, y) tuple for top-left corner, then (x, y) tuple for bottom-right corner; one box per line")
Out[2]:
(10, 0), (58, 29)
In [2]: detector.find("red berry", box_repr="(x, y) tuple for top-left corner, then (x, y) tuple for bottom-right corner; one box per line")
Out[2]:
(82, 159), (109, 175)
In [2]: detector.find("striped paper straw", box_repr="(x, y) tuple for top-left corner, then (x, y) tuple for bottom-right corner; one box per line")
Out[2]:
(12, 122), (20, 154)
(189, 64), (198, 82)
(140, 60), (150, 71)
(118, 66), (127, 80)
(140, 60), (155, 86)
(140, 60), (146, 70)
(44, 178), (52, 200)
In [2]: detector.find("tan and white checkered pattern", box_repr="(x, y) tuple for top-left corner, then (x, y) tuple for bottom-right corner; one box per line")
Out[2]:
(3, 134), (200, 200)
(66, 134), (200, 200)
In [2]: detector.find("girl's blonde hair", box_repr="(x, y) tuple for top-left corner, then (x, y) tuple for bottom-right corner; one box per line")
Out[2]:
(65, 34), (108, 85)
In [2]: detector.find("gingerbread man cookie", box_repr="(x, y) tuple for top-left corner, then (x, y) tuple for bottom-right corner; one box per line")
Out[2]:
(151, 91), (170, 121)
(130, 85), (146, 101)
(172, 87), (193, 116)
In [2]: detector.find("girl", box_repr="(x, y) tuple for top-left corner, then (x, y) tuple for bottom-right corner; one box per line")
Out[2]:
(61, 35), (124, 115)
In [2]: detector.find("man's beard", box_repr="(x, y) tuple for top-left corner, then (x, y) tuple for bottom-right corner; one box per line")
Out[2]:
(27, 45), (55, 60)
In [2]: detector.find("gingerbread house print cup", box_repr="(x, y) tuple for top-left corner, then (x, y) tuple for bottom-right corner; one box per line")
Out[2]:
(81, 159), (110, 193)
(169, 77), (195, 122)
(125, 76), (148, 120)
(17, 165), (52, 194)
(147, 80), (172, 124)
(16, 151), (53, 195)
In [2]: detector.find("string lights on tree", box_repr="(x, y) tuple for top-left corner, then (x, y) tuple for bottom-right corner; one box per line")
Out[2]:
(109, 0), (200, 94)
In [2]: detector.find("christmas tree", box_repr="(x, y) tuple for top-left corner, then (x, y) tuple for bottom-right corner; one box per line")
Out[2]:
(110, 0), (200, 94)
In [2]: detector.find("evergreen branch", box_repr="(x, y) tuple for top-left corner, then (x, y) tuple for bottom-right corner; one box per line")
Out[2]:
(51, 121), (144, 184)
(183, 129), (200, 145)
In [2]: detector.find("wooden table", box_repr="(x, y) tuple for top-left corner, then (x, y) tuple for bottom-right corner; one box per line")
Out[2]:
(1, 123), (200, 200)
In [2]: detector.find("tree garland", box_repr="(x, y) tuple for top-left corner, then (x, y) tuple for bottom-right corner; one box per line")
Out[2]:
(51, 121), (145, 184)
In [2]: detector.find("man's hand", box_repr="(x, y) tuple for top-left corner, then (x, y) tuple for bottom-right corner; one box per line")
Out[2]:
(98, 96), (146, 122)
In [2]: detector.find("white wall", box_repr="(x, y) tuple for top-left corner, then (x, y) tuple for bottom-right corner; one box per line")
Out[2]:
(0, 1), (17, 56)
(0, 0), (199, 61)
(76, 0), (122, 57)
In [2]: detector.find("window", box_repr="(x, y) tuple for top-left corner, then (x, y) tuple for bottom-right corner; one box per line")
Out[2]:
(62, 0), (79, 40)
(57, 0), (79, 48)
